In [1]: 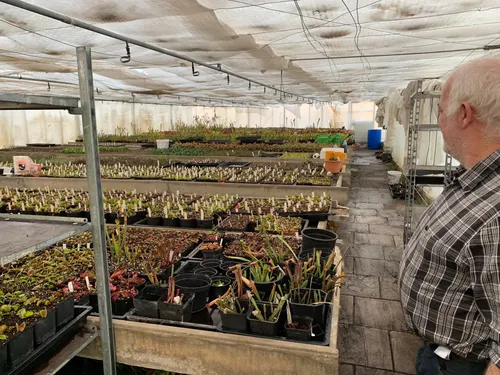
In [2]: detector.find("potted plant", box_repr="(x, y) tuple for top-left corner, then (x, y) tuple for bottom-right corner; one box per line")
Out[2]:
(324, 156), (343, 173)
(285, 315), (314, 341)
(247, 291), (287, 337)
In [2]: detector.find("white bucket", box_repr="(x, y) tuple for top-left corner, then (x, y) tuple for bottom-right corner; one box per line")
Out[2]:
(387, 171), (402, 185)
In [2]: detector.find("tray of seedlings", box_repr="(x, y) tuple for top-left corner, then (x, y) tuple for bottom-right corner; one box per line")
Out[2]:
(218, 161), (251, 168)
(278, 193), (333, 221)
(217, 214), (255, 232)
(250, 214), (304, 236)
(226, 166), (269, 184)
(178, 159), (223, 168)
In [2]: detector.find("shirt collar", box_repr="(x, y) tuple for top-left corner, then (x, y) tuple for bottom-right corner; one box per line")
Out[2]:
(457, 149), (500, 193)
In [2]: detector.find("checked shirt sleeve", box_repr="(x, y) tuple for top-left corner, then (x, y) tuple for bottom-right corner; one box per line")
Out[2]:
(467, 215), (500, 366)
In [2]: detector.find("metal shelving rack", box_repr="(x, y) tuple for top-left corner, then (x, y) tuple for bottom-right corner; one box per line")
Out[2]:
(0, 47), (116, 374)
(403, 80), (454, 245)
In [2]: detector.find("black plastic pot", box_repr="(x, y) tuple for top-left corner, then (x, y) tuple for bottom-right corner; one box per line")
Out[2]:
(285, 317), (313, 341)
(200, 259), (222, 270)
(196, 218), (213, 229)
(179, 218), (197, 228)
(8, 326), (34, 367)
(0, 342), (8, 372)
(146, 216), (162, 226)
(201, 247), (223, 260)
(6, 210), (20, 214)
(289, 288), (327, 326)
(220, 310), (248, 333)
(133, 285), (166, 318)
(56, 296), (75, 329)
(301, 228), (338, 254)
(299, 248), (333, 261)
(136, 210), (147, 219)
(194, 267), (217, 278)
(247, 307), (280, 337)
(34, 308), (57, 346)
(158, 293), (195, 322)
(162, 217), (180, 227)
(89, 293), (98, 313)
(246, 221), (257, 232)
(76, 294), (90, 306)
(252, 272), (284, 299)
(174, 274), (212, 312)
(105, 212), (118, 224)
(20, 210), (35, 215)
(113, 298), (134, 316)
(209, 276), (232, 301)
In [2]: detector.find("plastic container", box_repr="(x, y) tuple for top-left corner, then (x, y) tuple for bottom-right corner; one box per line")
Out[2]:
(325, 150), (347, 163)
(367, 129), (383, 150)
(162, 217), (180, 227)
(174, 274), (212, 312)
(179, 218), (197, 228)
(196, 218), (213, 229)
(156, 139), (171, 149)
(0, 342), (7, 372)
(158, 293), (195, 322)
(56, 296), (75, 329)
(220, 300), (249, 333)
(387, 170), (403, 185)
(209, 276), (232, 301)
(285, 317), (313, 341)
(247, 306), (280, 337)
(200, 259), (222, 270)
(301, 228), (338, 254)
(34, 309), (56, 346)
(146, 216), (162, 226)
(194, 267), (218, 278)
(8, 326), (34, 367)
(133, 285), (166, 318)
(320, 147), (345, 160)
(289, 289), (327, 326)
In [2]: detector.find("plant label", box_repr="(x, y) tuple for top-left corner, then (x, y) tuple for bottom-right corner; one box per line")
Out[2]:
(68, 282), (74, 293)
(85, 276), (91, 290)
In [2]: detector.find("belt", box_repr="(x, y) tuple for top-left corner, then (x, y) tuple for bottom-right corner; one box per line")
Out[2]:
(427, 344), (489, 364)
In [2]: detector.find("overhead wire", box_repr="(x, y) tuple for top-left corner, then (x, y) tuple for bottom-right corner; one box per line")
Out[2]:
(292, 0), (340, 85)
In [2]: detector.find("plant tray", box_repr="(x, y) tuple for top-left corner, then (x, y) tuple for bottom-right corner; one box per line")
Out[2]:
(215, 304), (331, 345)
(126, 307), (219, 332)
(218, 161), (251, 168)
(179, 136), (204, 143)
(3, 306), (92, 375)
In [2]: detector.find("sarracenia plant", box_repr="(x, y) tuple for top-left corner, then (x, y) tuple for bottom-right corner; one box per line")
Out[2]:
(247, 290), (287, 323)
(106, 220), (128, 264)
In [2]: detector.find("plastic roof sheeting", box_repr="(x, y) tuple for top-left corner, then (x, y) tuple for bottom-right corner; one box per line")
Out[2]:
(0, 0), (498, 105)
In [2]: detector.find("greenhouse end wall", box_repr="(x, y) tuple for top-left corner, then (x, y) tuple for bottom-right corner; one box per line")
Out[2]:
(0, 101), (344, 148)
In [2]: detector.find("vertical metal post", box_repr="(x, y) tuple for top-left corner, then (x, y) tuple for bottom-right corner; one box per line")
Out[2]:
(76, 46), (117, 375)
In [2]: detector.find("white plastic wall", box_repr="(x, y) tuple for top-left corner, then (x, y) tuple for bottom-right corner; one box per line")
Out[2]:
(0, 101), (342, 148)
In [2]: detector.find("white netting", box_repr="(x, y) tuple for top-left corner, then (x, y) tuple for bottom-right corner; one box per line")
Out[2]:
(0, 0), (498, 105)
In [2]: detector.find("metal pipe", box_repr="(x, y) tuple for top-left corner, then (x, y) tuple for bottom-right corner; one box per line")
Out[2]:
(0, 0), (325, 103)
(76, 46), (117, 375)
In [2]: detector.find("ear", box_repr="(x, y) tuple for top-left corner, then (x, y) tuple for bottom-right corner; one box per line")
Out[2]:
(460, 101), (474, 129)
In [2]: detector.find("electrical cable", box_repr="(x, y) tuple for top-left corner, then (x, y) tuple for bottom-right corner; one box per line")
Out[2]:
(292, 0), (340, 84)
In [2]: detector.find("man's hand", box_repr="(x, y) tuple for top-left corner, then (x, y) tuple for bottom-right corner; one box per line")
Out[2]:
(487, 362), (500, 375)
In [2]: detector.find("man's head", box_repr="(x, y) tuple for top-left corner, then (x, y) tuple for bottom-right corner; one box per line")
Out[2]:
(438, 58), (500, 167)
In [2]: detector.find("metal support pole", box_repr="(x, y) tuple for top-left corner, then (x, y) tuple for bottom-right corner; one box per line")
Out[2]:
(76, 46), (117, 375)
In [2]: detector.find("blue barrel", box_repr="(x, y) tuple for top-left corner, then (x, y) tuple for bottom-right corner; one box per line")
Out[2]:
(367, 129), (382, 150)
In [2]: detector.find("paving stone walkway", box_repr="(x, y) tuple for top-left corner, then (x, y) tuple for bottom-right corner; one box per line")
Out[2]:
(338, 149), (423, 375)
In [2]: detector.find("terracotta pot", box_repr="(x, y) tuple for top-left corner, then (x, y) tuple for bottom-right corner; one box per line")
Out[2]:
(324, 160), (343, 173)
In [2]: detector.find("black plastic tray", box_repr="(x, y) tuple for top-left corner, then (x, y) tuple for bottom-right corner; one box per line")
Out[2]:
(4, 306), (92, 375)
(218, 161), (251, 168)
(216, 304), (331, 346)
(126, 307), (219, 331)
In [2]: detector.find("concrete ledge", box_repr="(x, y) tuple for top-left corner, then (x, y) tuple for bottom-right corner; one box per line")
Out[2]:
(79, 252), (343, 375)
(0, 177), (349, 203)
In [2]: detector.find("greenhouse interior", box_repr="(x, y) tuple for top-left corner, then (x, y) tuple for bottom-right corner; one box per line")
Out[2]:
(0, 0), (499, 374)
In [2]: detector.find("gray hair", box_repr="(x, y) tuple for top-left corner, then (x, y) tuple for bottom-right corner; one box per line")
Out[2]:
(445, 58), (500, 137)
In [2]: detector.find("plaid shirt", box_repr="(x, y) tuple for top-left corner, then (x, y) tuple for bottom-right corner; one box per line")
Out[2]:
(400, 149), (500, 364)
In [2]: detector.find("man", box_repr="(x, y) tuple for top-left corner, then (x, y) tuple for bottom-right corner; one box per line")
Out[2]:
(399, 57), (500, 375)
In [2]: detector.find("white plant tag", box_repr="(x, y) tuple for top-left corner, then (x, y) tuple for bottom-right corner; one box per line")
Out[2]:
(85, 276), (91, 290)
(63, 243), (67, 249)
(68, 282), (74, 293)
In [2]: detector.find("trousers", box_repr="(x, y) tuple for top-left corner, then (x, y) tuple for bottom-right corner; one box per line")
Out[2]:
(415, 345), (488, 375)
